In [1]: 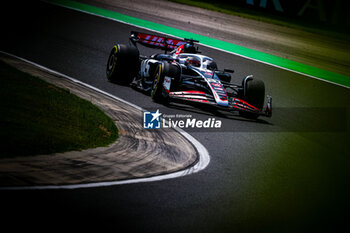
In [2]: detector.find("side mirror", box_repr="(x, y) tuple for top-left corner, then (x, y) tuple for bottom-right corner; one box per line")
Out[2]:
(224, 68), (234, 73)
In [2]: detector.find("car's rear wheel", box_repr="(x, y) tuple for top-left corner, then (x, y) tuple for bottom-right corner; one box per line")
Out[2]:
(239, 76), (265, 119)
(151, 62), (180, 104)
(106, 44), (139, 85)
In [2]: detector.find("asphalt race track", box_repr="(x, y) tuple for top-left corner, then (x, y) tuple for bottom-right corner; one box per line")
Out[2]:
(1, 1), (349, 232)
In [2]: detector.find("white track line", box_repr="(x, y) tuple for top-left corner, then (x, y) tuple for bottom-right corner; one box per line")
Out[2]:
(0, 51), (210, 190)
(45, 0), (350, 89)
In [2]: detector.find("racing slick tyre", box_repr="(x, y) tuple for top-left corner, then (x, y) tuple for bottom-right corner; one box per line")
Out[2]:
(240, 77), (265, 119)
(151, 62), (180, 104)
(106, 44), (139, 85)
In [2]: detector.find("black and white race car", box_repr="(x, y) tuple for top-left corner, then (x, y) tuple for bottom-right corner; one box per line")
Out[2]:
(106, 31), (272, 119)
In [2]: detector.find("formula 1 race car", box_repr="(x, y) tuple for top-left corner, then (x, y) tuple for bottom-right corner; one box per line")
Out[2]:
(106, 31), (272, 119)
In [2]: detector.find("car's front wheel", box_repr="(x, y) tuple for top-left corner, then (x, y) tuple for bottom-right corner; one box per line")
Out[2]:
(239, 76), (265, 119)
(151, 62), (180, 104)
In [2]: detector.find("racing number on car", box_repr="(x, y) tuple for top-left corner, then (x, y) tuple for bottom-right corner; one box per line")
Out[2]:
(163, 76), (171, 93)
(175, 44), (185, 55)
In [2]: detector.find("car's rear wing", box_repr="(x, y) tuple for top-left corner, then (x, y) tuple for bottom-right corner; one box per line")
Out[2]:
(129, 31), (199, 53)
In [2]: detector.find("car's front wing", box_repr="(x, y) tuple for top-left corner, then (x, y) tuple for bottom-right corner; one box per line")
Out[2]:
(169, 90), (272, 117)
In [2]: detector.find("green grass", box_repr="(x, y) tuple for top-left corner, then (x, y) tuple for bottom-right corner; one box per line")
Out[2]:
(0, 61), (118, 158)
(170, 0), (350, 40)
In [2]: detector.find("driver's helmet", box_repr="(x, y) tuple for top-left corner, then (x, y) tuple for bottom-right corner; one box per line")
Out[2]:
(183, 44), (197, 53)
(203, 59), (218, 71)
(186, 56), (201, 67)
